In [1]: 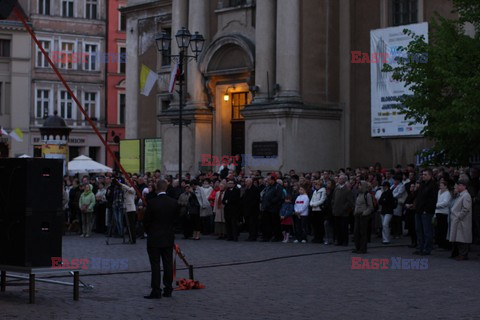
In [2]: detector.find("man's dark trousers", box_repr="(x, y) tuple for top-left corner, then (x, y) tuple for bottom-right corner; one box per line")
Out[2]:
(354, 215), (369, 252)
(147, 246), (173, 296)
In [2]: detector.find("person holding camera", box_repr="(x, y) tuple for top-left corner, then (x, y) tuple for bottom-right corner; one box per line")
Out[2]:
(118, 179), (137, 244)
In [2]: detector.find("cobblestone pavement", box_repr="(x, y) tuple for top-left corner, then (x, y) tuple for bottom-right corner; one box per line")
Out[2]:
(1, 232), (480, 320)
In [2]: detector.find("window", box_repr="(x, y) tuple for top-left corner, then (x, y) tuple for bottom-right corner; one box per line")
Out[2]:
(227, 0), (247, 7)
(0, 40), (11, 57)
(62, 0), (74, 17)
(161, 100), (170, 111)
(34, 145), (42, 158)
(59, 90), (74, 119)
(89, 147), (99, 161)
(0, 83), (2, 115)
(83, 92), (98, 120)
(39, 0), (50, 15)
(84, 44), (98, 71)
(161, 28), (171, 66)
(86, 0), (97, 19)
(60, 41), (76, 69)
(119, 47), (126, 73)
(36, 40), (51, 67)
(392, 0), (418, 26)
(231, 92), (247, 120)
(119, 8), (126, 31)
(36, 89), (50, 119)
(118, 93), (125, 124)
(69, 146), (79, 160)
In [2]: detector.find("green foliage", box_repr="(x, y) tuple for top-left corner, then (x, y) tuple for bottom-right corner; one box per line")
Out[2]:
(383, 1), (480, 165)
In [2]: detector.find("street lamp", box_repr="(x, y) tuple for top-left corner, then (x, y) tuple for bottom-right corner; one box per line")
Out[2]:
(155, 27), (205, 180)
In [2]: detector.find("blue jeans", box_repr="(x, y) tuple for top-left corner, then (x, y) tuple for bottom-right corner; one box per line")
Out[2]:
(415, 213), (433, 254)
(112, 206), (124, 236)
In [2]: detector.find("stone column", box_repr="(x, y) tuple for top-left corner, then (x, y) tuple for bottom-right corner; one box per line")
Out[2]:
(169, 0), (189, 109)
(186, 0), (209, 109)
(253, 0), (276, 103)
(275, 0), (301, 102)
(172, 0), (188, 57)
(339, 0), (350, 167)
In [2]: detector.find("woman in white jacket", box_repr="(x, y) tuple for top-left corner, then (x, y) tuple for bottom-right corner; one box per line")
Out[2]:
(435, 179), (452, 250)
(294, 187), (310, 243)
(309, 180), (326, 243)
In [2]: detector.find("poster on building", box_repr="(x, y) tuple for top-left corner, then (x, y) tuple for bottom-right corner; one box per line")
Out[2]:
(120, 139), (140, 174)
(370, 22), (428, 137)
(144, 138), (162, 173)
(42, 144), (68, 158)
(42, 144), (68, 174)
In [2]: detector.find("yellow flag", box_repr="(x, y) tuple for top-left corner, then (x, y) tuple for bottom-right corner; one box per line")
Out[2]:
(10, 128), (24, 142)
(140, 64), (157, 96)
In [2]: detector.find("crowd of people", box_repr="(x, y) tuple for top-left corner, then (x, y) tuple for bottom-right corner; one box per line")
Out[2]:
(62, 163), (480, 261)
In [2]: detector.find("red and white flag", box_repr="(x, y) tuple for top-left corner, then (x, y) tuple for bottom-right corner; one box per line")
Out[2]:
(169, 63), (180, 93)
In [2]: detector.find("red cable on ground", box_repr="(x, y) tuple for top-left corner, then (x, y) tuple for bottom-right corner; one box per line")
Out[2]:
(13, 5), (146, 205)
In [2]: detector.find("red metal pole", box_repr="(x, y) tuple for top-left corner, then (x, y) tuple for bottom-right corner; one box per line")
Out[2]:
(13, 5), (146, 204)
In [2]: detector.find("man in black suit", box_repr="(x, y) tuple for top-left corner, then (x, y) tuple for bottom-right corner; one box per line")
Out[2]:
(222, 180), (241, 241)
(242, 178), (260, 241)
(143, 179), (179, 299)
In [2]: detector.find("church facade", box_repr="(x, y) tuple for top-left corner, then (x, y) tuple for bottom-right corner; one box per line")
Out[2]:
(122, 0), (455, 175)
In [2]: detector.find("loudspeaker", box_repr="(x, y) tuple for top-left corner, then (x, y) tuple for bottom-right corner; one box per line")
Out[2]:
(0, 0), (17, 19)
(0, 158), (63, 267)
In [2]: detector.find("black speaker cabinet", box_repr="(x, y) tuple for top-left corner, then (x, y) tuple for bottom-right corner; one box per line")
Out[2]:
(0, 158), (63, 267)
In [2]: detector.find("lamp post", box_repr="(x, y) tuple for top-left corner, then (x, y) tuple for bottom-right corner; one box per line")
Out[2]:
(156, 27), (205, 180)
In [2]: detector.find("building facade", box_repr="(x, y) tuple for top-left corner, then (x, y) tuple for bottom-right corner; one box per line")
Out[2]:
(122, 0), (456, 175)
(0, 2), (32, 158)
(105, 0), (127, 169)
(29, 0), (107, 163)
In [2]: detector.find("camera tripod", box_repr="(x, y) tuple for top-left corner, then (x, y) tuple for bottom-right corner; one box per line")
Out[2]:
(105, 207), (134, 245)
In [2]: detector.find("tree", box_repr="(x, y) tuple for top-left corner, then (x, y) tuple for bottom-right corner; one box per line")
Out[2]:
(383, 0), (480, 165)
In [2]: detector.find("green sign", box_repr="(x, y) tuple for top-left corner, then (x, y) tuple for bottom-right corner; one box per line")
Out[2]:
(120, 139), (140, 174)
(144, 138), (162, 173)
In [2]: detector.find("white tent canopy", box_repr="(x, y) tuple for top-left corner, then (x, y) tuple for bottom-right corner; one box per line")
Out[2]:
(68, 155), (112, 175)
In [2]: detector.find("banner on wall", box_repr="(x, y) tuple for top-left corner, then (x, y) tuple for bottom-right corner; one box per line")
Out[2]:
(370, 22), (428, 137)
(120, 139), (141, 174)
(144, 138), (162, 173)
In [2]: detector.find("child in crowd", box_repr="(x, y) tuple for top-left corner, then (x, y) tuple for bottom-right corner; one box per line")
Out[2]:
(279, 195), (294, 243)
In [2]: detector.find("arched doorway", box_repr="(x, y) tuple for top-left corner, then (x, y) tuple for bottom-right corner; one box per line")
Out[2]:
(200, 35), (255, 161)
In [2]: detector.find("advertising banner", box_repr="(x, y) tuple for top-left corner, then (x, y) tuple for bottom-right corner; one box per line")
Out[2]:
(370, 22), (428, 137)
(144, 138), (162, 173)
(120, 139), (140, 174)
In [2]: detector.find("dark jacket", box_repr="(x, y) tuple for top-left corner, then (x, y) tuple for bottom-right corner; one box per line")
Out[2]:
(167, 185), (184, 200)
(332, 185), (354, 217)
(242, 185), (260, 216)
(144, 194), (179, 248)
(223, 186), (241, 214)
(415, 179), (438, 215)
(105, 184), (115, 208)
(261, 184), (283, 214)
(379, 189), (395, 215)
